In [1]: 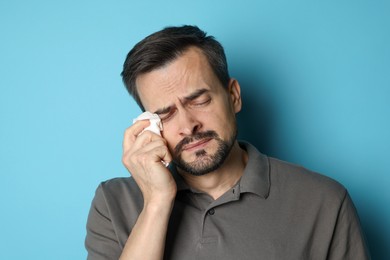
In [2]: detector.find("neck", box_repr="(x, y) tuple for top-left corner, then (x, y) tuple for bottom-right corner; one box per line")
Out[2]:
(178, 141), (248, 200)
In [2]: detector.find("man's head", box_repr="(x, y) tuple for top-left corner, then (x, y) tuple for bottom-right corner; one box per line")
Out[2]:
(122, 26), (242, 176)
(121, 25), (230, 111)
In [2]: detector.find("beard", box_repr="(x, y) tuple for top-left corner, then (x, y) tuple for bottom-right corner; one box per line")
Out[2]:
(172, 127), (237, 176)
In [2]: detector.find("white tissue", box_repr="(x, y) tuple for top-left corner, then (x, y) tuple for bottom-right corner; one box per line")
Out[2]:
(132, 111), (163, 136)
(132, 111), (169, 167)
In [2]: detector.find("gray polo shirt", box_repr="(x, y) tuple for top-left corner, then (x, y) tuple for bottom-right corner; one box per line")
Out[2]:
(85, 142), (370, 259)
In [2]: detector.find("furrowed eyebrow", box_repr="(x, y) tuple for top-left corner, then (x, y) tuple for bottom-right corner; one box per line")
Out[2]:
(153, 105), (174, 115)
(184, 88), (209, 102)
(153, 88), (209, 115)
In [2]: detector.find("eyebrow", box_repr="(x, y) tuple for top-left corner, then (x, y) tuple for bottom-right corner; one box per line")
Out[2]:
(153, 88), (209, 115)
(184, 88), (209, 102)
(154, 106), (173, 115)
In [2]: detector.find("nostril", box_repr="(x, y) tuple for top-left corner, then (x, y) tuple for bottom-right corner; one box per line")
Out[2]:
(192, 123), (201, 134)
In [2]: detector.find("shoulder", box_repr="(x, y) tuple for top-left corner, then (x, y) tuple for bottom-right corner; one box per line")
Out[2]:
(99, 176), (140, 194)
(239, 141), (346, 202)
(268, 157), (346, 202)
(86, 177), (143, 255)
(93, 177), (143, 210)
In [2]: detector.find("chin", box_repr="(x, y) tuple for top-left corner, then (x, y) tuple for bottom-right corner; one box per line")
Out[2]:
(175, 145), (231, 176)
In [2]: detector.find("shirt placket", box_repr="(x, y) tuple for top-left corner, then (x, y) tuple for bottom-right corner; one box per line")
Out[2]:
(194, 186), (241, 259)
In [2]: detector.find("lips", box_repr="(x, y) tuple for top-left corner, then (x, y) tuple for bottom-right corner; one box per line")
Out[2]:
(182, 138), (212, 151)
(174, 130), (219, 156)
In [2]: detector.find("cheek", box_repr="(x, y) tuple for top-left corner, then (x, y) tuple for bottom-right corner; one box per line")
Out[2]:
(210, 107), (235, 130)
(161, 127), (178, 150)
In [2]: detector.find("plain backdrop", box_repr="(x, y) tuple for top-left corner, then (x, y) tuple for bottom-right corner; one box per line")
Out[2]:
(1, 0), (389, 259)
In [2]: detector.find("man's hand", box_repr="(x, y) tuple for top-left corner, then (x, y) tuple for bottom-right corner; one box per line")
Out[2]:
(122, 119), (177, 206)
(120, 120), (177, 259)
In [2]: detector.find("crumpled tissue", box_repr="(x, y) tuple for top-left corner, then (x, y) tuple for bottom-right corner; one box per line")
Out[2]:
(132, 111), (169, 167)
(133, 111), (163, 136)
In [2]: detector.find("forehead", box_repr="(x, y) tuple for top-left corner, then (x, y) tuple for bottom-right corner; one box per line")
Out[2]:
(136, 47), (221, 111)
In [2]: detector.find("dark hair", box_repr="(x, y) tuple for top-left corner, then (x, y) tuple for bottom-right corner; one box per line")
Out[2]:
(121, 25), (230, 111)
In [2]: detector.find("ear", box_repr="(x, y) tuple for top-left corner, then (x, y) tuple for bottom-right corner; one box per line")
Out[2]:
(228, 78), (242, 113)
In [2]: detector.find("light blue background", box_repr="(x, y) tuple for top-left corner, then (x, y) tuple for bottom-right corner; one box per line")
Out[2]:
(1, 0), (389, 259)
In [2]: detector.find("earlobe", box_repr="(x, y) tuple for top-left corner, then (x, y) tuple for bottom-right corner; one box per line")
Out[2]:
(228, 79), (242, 113)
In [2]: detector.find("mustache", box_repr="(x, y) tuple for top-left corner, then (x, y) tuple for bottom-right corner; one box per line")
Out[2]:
(174, 130), (218, 155)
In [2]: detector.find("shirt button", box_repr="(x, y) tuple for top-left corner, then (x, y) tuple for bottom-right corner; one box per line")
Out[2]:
(208, 208), (215, 215)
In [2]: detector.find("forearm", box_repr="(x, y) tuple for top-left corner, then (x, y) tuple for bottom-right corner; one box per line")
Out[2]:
(119, 201), (174, 260)
(120, 121), (177, 259)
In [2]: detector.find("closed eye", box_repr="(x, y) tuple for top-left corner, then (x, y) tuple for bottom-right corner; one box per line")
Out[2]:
(159, 110), (176, 122)
(191, 97), (211, 107)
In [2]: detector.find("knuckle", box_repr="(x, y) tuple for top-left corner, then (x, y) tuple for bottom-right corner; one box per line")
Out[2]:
(122, 153), (132, 167)
(122, 154), (130, 165)
(123, 126), (132, 136)
(136, 153), (149, 165)
(122, 150), (138, 167)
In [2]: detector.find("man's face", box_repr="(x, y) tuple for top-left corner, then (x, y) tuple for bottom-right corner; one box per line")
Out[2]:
(136, 47), (242, 176)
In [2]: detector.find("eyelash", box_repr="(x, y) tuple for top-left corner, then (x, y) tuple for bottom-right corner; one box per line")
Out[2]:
(160, 98), (211, 122)
(160, 111), (175, 122)
(193, 98), (211, 107)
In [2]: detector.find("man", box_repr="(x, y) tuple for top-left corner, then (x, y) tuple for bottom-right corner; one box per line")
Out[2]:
(85, 25), (370, 259)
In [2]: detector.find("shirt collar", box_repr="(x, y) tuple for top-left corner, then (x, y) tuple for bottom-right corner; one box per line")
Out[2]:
(171, 141), (270, 199)
(237, 141), (270, 199)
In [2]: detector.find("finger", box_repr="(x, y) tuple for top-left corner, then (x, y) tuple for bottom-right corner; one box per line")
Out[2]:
(140, 143), (173, 168)
(123, 120), (151, 151)
(156, 145), (172, 166)
(130, 138), (171, 166)
(131, 129), (165, 149)
(123, 130), (167, 170)
(131, 137), (168, 161)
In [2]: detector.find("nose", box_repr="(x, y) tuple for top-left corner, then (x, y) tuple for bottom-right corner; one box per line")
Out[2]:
(177, 109), (201, 136)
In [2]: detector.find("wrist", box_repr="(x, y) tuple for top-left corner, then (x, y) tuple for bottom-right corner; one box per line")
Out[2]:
(143, 186), (177, 209)
(144, 198), (175, 217)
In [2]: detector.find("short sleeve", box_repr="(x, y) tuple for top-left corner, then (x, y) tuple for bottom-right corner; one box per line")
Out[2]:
(85, 184), (122, 260)
(327, 191), (371, 260)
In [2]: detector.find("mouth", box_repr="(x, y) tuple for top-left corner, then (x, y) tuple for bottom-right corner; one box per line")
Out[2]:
(174, 130), (219, 156)
(182, 138), (212, 151)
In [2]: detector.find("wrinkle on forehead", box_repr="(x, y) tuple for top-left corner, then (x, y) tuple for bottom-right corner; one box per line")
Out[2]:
(136, 47), (216, 111)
